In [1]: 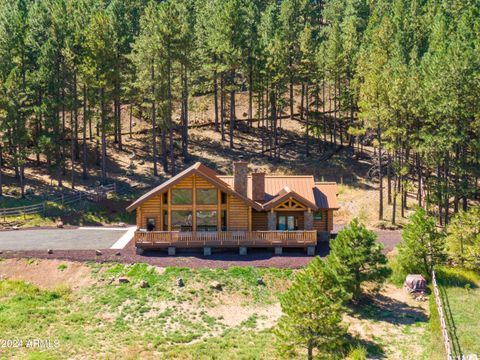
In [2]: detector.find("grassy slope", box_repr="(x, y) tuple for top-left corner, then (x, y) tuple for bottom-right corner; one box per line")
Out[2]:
(433, 267), (480, 358)
(0, 264), (292, 359)
(0, 260), (436, 359)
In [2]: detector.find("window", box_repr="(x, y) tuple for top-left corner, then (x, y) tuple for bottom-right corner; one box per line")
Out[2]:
(146, 218), (156, 231)
(163, 210), (168, 231)
(163, 192), (168, 205)
(171, 210), (193, 231)
(278, 215), (297, 231)
(221, 210), (227, 231)
(221, 192), (227, 204)
(172, 189), (192, 205)
(313, 211), (323, 220)
(196, 189), (217, 205)
(196, 210), (217, 231)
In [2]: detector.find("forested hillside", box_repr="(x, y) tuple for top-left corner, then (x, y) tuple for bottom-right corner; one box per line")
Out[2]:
(0, 0), (478, 224)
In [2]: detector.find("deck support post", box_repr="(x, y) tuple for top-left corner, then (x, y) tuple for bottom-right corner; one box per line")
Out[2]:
(274, 247), (283, 255)
(239, 246), (247, 256)
(135, 247), (144, 255)
(168, 246), (176, 256)
(307, 246), (315, 256)
(203, 247), (212, 256)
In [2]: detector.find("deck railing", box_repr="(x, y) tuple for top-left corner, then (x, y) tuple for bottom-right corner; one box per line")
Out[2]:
(134, 230), (317, 248)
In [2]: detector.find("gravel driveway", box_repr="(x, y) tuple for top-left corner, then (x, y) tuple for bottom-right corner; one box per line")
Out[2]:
(0, 228), (131, 251)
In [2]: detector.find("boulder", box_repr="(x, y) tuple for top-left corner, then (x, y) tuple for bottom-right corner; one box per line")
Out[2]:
(95, 250), (102, 256)
(210, 281), (223, 291)
(139, 280), (149, 288)
(257, 277), (265, 286)
(117, 222), (126, 228)
(176, 277), (184, 287)
(47, 249), (53, 254)
(118, 277), (130, 284)
(115, 251), (121, 256)
(56, 221), (64, 229)
(12, 226), (19, 230)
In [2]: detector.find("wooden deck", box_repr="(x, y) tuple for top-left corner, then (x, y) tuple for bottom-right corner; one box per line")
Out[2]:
(134, 230), (317, 248)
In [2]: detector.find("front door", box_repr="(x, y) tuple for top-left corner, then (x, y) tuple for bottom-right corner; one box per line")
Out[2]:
(278, 215), (296, 231)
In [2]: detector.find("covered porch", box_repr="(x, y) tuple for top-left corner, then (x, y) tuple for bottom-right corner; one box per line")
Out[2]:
(134, 230), (317, 249)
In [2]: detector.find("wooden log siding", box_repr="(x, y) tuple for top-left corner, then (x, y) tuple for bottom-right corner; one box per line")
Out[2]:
(227, 195), (249, 230)
(312, 210), (329, 232)
(134, 230), (317, 248)
(252, 210), (268, 230)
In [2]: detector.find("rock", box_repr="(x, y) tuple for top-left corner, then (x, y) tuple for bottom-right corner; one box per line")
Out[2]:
(257, 277), (265, 286)
(25, 187), (34, 195)
(118, 277), (130, 284)
(47, 249), (53, 254)
(12, 226), (19, 230)
(139, 280), (149, 288)
(210, 281), (223, 291)
(138, 160), (145, 165)
(132, 121), (136, 127)
(117, 222), (126, 228)
(56, 221), (64, 229)
(115, 251), (121, 256)
(126, 169), (135, 176)
(0, 250), (3, 254)
(95, 250), (102, 256)
(176, 277), (184, 287)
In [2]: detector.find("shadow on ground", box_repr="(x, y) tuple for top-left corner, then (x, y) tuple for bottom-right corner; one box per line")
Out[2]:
(350, 293), (428, 326)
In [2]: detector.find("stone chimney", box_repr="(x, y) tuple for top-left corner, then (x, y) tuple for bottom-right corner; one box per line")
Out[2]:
(233, 161), (248, 197)
(252, 171), (265, 201)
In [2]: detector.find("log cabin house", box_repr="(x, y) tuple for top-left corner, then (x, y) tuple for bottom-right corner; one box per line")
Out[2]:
(126, 162), (339, 255)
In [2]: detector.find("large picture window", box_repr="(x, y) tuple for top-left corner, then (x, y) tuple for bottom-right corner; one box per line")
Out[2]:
(196, 189), (217, 205)
(171, 210), (193, 231)
(196, 210), (217, 231)
(172, 189), (192, 205)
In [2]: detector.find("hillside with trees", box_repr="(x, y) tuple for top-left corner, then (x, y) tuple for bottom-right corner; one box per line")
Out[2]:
(0, 0), (478, 226)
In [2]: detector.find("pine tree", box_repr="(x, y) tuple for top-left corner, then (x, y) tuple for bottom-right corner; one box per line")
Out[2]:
(275, 257), (347, 360)
(328, 218), (388, 300)
(397, 208), (446, 278)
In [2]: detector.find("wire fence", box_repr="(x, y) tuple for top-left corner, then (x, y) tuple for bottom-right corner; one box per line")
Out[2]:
(432, 270), (453, 360)
(0, 183), (117, 220)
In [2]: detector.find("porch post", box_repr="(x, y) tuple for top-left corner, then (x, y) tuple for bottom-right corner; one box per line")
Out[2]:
(304, 209), (313, 230)
(267, 209), (276, 230)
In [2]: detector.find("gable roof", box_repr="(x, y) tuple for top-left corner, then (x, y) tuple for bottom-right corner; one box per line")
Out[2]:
(218, 175), (318, 205)
(126, 162), (262, 212)
(261, 186), (318, 211)
(127, 162), (339, 212)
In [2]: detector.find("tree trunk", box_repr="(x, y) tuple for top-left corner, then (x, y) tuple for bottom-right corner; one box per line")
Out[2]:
(100, 87), (107, 184)
(289, 80), (294, 120)
(378, 124), (383, 220)
(300, 83), (305, 120)
(152, 64), (158, 177)
(248, 63), (253, 127)
(220, 73), (225, 141)
(213, 69), (219, 132)
(229, 70), (235, 149)
(305, 83), (310, 157)
(82, 85), (88, 180)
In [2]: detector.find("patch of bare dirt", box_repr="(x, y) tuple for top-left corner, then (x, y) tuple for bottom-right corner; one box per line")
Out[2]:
(345, 283), (429, 358)
(206, 302), (281, 329)
(0, 258), (95, 290)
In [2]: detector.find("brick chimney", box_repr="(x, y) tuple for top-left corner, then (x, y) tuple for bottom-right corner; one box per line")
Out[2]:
(233, 161), (248, 197)
(252, 171), (265, 201)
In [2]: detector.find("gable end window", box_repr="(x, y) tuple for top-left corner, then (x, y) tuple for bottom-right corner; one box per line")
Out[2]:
(196, 189), (217, 205)
(172, 189), (192, 205)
